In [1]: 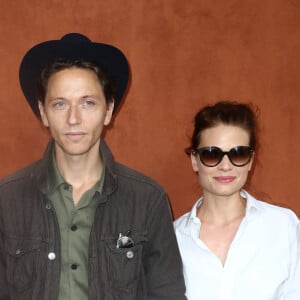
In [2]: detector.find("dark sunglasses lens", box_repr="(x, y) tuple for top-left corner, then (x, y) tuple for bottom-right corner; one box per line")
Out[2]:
(229, 147), (252, 166)
(199, 148), (223, 167)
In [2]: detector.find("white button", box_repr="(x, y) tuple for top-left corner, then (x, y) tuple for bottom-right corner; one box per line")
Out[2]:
(48, 252), (56, 260)
(45, 203), (52, 210)
(126, 250), (134, 259)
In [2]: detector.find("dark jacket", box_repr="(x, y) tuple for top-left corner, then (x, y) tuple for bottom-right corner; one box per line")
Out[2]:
(0, 140), (186, 300)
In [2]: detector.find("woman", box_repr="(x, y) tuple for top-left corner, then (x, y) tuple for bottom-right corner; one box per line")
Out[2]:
(174, 101), (300, 300)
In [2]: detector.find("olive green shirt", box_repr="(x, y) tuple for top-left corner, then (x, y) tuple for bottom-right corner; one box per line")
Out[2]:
(48, 152), (105, 300)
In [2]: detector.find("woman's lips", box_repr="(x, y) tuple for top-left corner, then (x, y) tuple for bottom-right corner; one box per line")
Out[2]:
(213, 176), (236, 183)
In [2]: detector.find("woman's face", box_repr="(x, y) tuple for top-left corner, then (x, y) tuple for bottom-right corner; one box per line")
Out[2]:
(191, 124), (253, 198)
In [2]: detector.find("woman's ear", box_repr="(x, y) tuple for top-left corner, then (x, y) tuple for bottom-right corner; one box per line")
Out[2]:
(247, 151), (255, 171)
(191, 153), (199, 172)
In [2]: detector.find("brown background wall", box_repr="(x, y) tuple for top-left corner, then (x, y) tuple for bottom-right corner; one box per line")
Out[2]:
(0, 0), (299, 219)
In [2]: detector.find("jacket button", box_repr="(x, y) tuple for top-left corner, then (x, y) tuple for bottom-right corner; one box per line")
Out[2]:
(48, 252), (56, 260)
(15, 249), (21, 255)
(71, 264), (78, 270)
(126, 250), (134, 259)
(45, 203), (52, 210)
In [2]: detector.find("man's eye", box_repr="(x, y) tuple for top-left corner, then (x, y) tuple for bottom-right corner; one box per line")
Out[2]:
(53, 101), (66, 109)
(84, 100), (95, 106)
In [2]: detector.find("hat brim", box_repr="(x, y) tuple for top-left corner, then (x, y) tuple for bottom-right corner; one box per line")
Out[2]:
(19, 33), (129, 117)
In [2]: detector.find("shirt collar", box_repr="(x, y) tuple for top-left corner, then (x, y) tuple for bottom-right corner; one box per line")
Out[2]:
(185, 198), (203, 227)
(242, 190), (265, 216)
(185, 189), (264, 227)
(47, 145), (65, 194)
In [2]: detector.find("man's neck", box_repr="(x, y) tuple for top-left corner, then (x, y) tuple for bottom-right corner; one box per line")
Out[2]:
(55, 144), (103, 188)
(54, 144), (104, 205)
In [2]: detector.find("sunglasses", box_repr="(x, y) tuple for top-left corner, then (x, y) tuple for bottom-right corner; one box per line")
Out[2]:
(193, 146), (254, 167)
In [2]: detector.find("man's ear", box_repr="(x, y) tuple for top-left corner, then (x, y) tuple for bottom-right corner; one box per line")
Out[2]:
(38, 101), (49, 127)
(104, 101), (114, 126)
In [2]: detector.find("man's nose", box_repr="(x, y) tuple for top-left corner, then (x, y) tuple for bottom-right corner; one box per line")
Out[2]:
(67, 105), (81, 125)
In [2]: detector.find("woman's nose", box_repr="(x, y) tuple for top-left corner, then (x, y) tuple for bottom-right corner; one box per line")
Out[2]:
(217, 154), (233, 170)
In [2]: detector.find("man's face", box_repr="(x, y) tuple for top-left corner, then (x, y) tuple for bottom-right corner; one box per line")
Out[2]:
(38, 67), (114, 158)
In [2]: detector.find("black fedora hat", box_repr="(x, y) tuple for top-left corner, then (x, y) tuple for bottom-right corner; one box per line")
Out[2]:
(19, 33), (129, 117)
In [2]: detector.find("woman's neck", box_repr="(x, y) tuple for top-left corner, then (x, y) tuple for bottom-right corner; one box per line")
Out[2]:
(197, 192), (246, 225)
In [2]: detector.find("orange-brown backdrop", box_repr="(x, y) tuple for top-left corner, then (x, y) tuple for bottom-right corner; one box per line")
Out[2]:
(0, 0), (299, 219)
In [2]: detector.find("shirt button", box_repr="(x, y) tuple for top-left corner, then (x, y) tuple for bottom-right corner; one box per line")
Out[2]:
(48, 252), (56, 260)
(71, 264), (78, 270)
(71, 225), (78, 231)
(126, 250), (134, 259)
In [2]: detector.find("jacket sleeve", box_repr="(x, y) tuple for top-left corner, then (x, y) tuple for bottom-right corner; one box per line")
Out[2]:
(143, 194), (186, 299)
(0, 219), (10, 300)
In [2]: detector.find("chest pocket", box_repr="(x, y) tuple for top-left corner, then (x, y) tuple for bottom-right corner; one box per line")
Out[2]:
(104, 233), (147, 293)
(4, 236), (47, 293)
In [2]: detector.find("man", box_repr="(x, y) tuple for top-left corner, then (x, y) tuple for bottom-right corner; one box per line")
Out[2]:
(0, 33), (186, 299)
